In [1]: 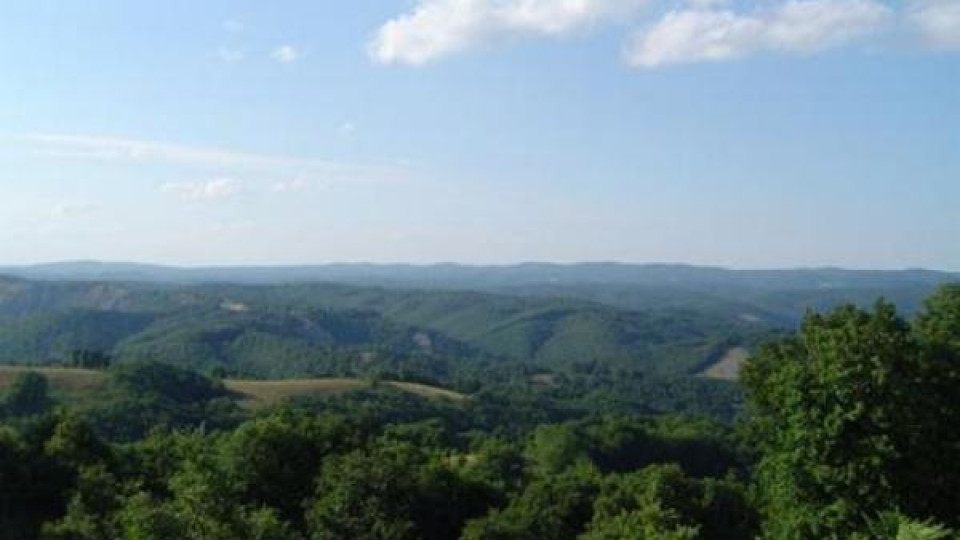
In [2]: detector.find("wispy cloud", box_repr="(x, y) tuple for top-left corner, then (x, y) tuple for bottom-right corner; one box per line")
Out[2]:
(625, 0), (891, 67)
(272, 45), (301, 63)
(161, 179), (240, 202)
(369, 0), (645, 65)
(907, 0), (960, 49)
(17, 133), (395, 180)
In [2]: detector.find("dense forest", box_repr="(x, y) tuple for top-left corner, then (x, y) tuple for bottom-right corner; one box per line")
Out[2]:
(0, 281), (957, 538)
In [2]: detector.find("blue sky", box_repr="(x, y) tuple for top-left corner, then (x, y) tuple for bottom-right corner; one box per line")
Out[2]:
(0, 0), (957, 269)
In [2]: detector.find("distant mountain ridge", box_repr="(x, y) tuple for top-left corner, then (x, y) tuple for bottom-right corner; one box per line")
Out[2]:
(2, 261), (955, 325)
(2, 260), (956, 288)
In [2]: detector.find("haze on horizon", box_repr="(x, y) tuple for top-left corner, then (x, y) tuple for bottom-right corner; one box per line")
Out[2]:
(1, 1), (957, 270)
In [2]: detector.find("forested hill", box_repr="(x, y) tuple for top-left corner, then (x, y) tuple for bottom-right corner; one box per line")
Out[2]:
(0, 276), (767, 379)
(3, 261), (955, 324)
(1, 286), (958, 539)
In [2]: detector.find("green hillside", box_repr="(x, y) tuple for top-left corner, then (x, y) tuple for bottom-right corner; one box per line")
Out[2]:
(210, 283), (766, 374)
(0, 365), (464, 409)
(0, 277), (765, 379)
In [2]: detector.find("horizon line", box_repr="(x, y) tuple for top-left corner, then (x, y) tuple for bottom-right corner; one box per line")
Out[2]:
(2, 259), (958, 274)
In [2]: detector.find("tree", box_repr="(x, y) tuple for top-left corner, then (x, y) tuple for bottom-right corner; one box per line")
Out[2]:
(41, 465), (123, 540)
(905, 284), (960, 523)
(742, 298), (960, 538)
(862, 511), (954, 540)
(4, 372), (53, 417)
(111, 457), (304, 540)
(914, 284), (960, 353)
(308, 441), (487, 540)
(524, 423), (589, 477)
(581, 464), (755, 540)
(461, 464), (602, 540)
(69, 350), (112, 370)
(221, 411), (362, 524)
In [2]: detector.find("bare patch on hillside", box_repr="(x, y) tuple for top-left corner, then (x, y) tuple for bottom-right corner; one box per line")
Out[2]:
(226, 378), (467, 409)
(700, 347), (750, 381)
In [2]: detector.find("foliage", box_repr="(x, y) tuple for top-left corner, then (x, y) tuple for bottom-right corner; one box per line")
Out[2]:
(68, 349), (113, 369)
(863, 512), (955, 540)
(742, 289), (960, 538)
(80, 361), (242, 441)
(2, 371), (54, 417)
(0, 282), (955, 539)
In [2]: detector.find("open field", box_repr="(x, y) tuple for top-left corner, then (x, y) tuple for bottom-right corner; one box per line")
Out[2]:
(0, 366), (109, 402)
(386, 381), (467, 401)
(225, 378), (368, 408)
(0, 366), (466, 409)
(226, 378), (467, 408)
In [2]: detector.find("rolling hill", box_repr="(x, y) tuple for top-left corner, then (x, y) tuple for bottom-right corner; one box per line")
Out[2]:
(2, 263), (954, 381)
(3, 261), (955, 324)
(0, 276), (764, 379)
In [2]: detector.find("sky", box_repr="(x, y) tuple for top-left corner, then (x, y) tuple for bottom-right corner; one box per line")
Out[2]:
(0, 0), (958, 269)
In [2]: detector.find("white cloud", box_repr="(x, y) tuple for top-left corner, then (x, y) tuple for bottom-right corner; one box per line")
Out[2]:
(271, 178), (309, 193)
(16, 133), (404, 190)
(625, 0), (891, 67)
(370, 0), (645, 65)
(161, 179), (240, 202)
(216, 47), (246, 63)
(908, 0), (960, 49)
(272, 45), (301, 63)
(223, 19), (245, 33)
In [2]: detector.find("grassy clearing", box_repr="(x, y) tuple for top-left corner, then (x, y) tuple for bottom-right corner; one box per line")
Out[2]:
(387, 381), (467, 402)
(224, 378), (369, 408)
(225, 379), (467, 409)
(0, 366), (466, 409)
(0, 366), (109, 403)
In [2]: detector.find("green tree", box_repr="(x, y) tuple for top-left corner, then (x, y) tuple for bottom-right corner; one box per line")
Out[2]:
(221, 411), (363, 524)
(69, 350), (112, 370)
(862, 511), (955, 540)
(461, 464), (602, 540)
(41, 465), (123, 540)
(111, 458), (303, 540)
(44, 413), (113, 469)
(914, 284), (960, 353)
(580, 464), (755, 540)
(308, 441), (486, 540)
(908, 284), (960, 522)
(742, 298), (959, 538)
(524, 423), (589, 477)
(4, 372), (53, 417)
